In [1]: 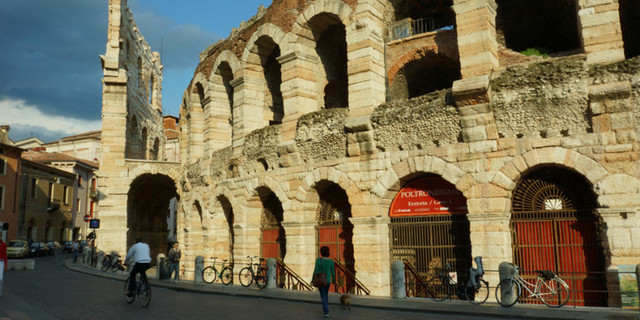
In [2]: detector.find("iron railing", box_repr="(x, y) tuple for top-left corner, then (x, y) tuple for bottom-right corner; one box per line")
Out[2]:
(388, 17), (435, 41)
(334, 258), (370, 295)
(403, 260), (429, 298)
(274, 258), (313, 291)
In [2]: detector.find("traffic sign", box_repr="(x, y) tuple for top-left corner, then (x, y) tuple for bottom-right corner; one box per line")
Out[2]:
(83, 215), (90, 222)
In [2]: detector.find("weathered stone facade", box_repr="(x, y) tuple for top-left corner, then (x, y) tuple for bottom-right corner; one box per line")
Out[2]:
(98, 0), (639, 306)
(174, 0), (640, 303)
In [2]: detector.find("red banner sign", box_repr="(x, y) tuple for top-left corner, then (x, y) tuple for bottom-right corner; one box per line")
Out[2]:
(390, 177), (467, 217)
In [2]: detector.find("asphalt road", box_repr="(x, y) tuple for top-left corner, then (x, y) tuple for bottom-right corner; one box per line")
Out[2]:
(3, 254), (508, 320)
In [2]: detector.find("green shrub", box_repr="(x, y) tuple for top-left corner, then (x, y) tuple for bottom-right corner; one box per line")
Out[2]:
(520, 47), (550, 58)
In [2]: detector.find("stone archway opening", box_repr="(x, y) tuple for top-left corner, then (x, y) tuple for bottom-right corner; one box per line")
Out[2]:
(127, 173), (178, 260)
(619, 0), (640, 59)
(309, 13), (348, 109)
(255, 36), (284, 125)
(388, 174), (470, 298)
(257, 188), (285, 260)
(389, 51), (460, 100)
(496, 0), (581, 56)
(315, 181), (354, 293)
(511, 165), (607, 306)
(388, 0), (455, 38)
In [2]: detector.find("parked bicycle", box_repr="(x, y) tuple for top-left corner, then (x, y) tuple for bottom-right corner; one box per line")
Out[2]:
(238, 256), (267, 289)
(110, 254), (125, 272)
(202, 257), (234, 285)
(101, 252), (115, 272)
(124, 271), (152, 308)
(425, 257), (489, 304)
(495, 264), (570, 308)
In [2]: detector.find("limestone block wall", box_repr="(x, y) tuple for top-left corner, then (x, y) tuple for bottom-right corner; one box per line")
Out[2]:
(126, 0), (639, 301)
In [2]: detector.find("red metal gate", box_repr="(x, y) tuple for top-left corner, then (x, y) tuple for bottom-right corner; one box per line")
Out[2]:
(511, 167), (607, 306)
(316, 196), (355, 293)
(260, 205), (285, 260)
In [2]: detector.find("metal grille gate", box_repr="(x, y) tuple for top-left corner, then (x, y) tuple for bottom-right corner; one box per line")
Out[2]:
(389, 214), (471, 282)
(511, 167), (607, 306)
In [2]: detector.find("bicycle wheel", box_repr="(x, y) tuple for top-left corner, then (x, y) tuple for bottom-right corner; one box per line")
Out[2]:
(202, 266), (218, 284)
(101, 257), (110, 272)
(220, 267), (233, 285)
(538, 278), (570, 308)
(239, 267), (254, 287)
(138, 280), (152, 308)
(464, 279), (489, 305)
(255, 267), (267, 289)
(111, 261), (120, 272)
(496, 279), (520, 307)
(124, 277), (135, 304)
(425, 276), (447, 302)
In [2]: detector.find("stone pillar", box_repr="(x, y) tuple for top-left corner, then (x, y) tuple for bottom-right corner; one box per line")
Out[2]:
(350, 216), (391, 296)
(266, 257), (278, 289)
(577, 0), (625, 64)
(453, 0), (499, 79)
(281, 221), (316, 281)
(467, 212), (512, 286)
(453, 75), (499, 147)
(277, 52), (320, 141)
(345, 115), (376, 157)
(347, 2), (386, 116)
(391, 260), (406, 299)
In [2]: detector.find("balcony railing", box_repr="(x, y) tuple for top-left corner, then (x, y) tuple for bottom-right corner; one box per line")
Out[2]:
(388, 17), (436, 41)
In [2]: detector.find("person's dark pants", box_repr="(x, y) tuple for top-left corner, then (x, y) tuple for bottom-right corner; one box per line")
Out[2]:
(128, 262), (151, 295)
(170, 262), (179, 280)
(72, 249), (78, 263)
(319, 285), (330, 315)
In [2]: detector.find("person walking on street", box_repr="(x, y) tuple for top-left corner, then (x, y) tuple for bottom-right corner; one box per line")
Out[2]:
(72, 241), (79, 263)
(312, 246), (335, 318)
(125, 237), (152, 297)
(0, 239), (7, 296)
(168, 241), (181, 284)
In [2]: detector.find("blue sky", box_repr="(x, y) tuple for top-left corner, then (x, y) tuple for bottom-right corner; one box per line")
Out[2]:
(0, 0), (271, 143)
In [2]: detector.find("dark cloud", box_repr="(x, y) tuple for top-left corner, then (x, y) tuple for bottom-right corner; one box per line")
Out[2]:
(0, 0), (106, 121)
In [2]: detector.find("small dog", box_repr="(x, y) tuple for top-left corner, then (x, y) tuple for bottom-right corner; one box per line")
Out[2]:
(340, 294), (351, 310)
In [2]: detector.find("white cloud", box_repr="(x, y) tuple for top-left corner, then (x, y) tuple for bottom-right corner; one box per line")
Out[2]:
(0, 97), (101, 138)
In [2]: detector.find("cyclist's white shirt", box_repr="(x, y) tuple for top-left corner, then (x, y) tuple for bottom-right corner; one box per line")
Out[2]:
(126, 242), (152, 263)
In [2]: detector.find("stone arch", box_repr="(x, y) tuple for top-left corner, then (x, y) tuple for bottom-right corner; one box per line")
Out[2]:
(126, 172), (179, 260)
(496, 0), (582, 55)
(208, 51), (240, 150)
(497, 147), (609, 197)
(244, 178), (289, 260)
(387, 45), (459, 88)
(185, 73), (208, 161)
(294, 167), (357, 222)
(287, 0), (353, 110)
(242, 23), (288, 126)
(372, 155), (470, 217)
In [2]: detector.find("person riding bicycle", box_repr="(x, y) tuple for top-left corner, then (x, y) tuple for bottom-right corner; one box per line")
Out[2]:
(125, 237), (152, 297)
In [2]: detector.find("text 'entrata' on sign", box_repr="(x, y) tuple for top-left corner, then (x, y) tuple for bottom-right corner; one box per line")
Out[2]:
(390, 177), (468, 217)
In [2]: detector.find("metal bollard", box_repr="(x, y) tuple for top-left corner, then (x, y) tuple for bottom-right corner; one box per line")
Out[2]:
(97, 251), (105, 270)
(194, 256), (204, 283)
(392, 260), (406, 299)
(266, 258), (277, 289)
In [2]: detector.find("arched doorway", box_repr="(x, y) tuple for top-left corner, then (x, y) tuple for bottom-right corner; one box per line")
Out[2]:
(315, 182), (354, 293)
(127, 174), (178, 260)
(389, 175), (470, 298)
(45, 219), (52, 241)
(260, 191), (285, 260)
(511, 166), (607, 306)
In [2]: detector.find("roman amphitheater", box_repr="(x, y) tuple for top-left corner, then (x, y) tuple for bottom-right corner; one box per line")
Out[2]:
(96, 0), (640, 307)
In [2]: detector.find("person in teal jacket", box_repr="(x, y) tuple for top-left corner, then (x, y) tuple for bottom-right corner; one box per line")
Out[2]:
(313, 246), (335, 318)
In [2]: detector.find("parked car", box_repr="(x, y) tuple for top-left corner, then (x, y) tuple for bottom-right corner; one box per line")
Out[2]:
(63, 241), (74, 253)
(29, 242), (50, 257)
(7, 240), (29, 259)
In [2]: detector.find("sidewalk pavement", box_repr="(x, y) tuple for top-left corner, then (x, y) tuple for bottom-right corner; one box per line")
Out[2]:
(2, 260), (639, 320)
